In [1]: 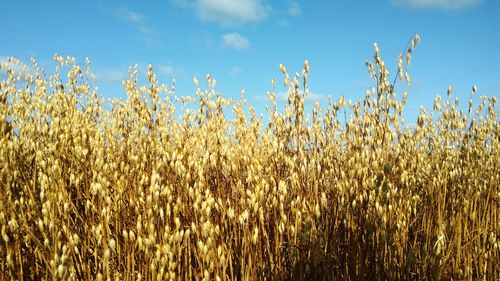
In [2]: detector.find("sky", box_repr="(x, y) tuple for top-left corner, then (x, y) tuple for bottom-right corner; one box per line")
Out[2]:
(1, 0), (499, 123)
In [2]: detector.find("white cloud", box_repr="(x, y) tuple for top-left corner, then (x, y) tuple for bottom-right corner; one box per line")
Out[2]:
(143, 37), (154, 47)
(143, 36), (163, 47)
(278, 18), (289, 26)
(222, 33), (250, 50)
(138, 26), (155, 35)
(174, 0), (270, 26)
(118, 7), (145, 23)
(288, 1), (301, 16)
(304, 92), (326, 103)
(392, 0), (481, 10)
(229, 66), (242, 76)
(172, 0), (195, 8)
(116, 7), (162, 47)
(159, 65), (174, 76)
(157, 64), (188, 79)
(275, 91), (326, 104)
(95, 67), (127, 83)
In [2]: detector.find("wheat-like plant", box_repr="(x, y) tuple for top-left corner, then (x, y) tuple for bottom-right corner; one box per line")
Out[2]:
(0, 35), (498, 280)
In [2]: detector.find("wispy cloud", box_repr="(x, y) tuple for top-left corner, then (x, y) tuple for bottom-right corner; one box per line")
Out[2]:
(158, 64), (188, 80)
(172, 0), (195, 8)
(94, 67), (127, 83)
(277, 1), (301, 27)
(229, 66), (242, 76)
(159, 65), (174, 76)
(174, 0), (270, 26)
(138, 26), (155, 35)
(275, 91), (326, 104)
(278, 19), (290, 26)
(118, 7), (145, 23)
(116, 7), (161, 46)
(287, 1), (301, 16)
(304, 92), (326, 103)
(222, 33), (250, 50)
(392, 0), (481, 10)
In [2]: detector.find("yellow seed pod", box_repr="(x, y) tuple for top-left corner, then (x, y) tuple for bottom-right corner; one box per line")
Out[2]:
(252, 227), (259, 244)
(56, 264), (65, 278)
(109, 239), (116, 252)
(315, 204), (321, 218)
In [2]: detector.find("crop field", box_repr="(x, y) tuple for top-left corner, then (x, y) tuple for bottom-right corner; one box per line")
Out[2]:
(0, 36), (499, 280)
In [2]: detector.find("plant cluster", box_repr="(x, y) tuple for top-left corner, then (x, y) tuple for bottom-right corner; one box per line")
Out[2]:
(1, 35), (498, 280)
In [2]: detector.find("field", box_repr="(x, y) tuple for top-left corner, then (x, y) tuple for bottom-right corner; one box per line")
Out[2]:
(1, 36), (499, 280)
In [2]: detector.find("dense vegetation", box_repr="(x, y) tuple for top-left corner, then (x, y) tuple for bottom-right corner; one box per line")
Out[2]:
(1, 35), (498, 280)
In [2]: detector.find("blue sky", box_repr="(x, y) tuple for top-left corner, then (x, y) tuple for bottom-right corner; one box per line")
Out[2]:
(1, 0), (499, 123)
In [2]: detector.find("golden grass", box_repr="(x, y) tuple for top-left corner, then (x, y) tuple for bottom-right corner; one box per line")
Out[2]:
(0, 35), (498, 280)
